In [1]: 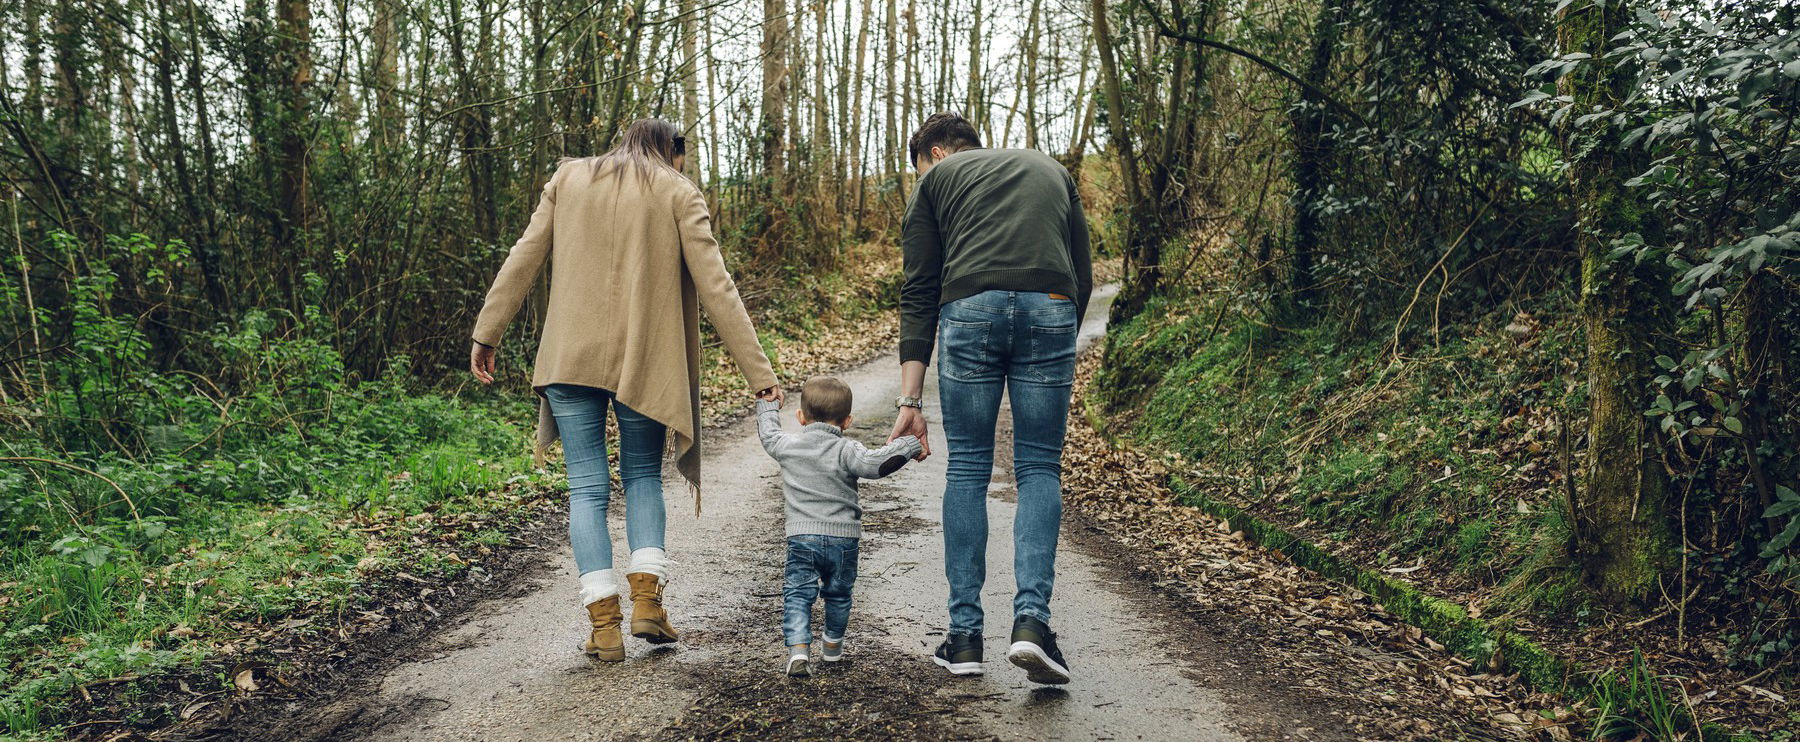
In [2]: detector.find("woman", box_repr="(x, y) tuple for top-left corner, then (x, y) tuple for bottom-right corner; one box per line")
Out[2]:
(469, 118), (781, 662)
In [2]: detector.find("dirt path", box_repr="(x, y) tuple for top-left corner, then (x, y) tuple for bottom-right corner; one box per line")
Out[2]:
(237, 286), (1363, 741)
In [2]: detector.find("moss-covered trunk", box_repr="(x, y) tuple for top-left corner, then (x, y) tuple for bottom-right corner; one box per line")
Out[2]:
(1556, 0), (1677, 606)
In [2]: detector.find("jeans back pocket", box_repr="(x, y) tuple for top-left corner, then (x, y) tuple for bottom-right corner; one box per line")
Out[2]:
(938, 317), (995, 381)
(1025, 323), (1077, 385)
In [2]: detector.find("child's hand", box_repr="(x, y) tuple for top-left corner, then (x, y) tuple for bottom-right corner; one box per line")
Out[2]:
(757, 384), (785, 405)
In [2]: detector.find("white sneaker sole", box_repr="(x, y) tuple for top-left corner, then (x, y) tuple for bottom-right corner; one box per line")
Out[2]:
(1006, 641), (1072, 685)
(931, 654), (985, 676)
(786, 657), (812, 677)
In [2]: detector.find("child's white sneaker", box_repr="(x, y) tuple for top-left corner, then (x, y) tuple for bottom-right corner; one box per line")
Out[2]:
(821, 636), (844, 662)
(786, 651), (812, 677)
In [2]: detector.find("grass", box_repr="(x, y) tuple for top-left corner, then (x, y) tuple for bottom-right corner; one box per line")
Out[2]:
(0, 405), (551, 741)
(0, 297), (558, 740)
(1095, 287), (1589, 608)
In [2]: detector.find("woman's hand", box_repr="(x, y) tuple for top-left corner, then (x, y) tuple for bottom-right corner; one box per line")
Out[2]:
(470, 341), (497, 384)
(757, 384), (785, 405)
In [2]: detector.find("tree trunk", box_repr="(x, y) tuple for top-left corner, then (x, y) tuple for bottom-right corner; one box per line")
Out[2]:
(23, 0), (45, 116)
(1023, 0), (1041, 150)
(274, 0), (314, 303)
(448, 0), (498, 242)
(883, 0), (898, 201)
(703, 4), (721, 205)
(371, 0), (400, 147)
(812, 0), (830, 201)
(966, 0), (983, 127)
(602, 0), (648, 146)
(1066, 33), (1094, 164)
(762, 0), (790, 191)
(1149, 0), (1190, 227)
(933, 0), (950, 111)
(848, 0), (872, 232)
(1090, 0), (1157, 319)
(1286, 0), (1344, 312)
(1558, 0), (1677, 606)
(900, 0), (918, 195)
(679, 0), (701, 181)
(759, 0), (791, 255)
(154, 0), (227, 308)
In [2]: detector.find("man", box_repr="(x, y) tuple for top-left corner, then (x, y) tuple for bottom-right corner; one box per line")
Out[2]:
(889, 112), (1092, 685)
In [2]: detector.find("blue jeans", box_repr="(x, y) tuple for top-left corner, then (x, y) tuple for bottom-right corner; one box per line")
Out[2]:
(543, 384), (667, 573)
(782, 535), (860, 646)
(937, 290), (1077, 637)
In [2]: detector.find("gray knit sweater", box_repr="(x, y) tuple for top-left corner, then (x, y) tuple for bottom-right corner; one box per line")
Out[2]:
(756, 400), (924, 538)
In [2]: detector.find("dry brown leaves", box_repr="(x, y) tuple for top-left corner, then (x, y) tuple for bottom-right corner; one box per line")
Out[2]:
(1063, 352), (1583, 742)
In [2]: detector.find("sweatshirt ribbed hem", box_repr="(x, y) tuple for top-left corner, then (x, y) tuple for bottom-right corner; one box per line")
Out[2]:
(787, 520), (863, 539)
(939, 268), (1079, 308)
(899, 338), (935, 365)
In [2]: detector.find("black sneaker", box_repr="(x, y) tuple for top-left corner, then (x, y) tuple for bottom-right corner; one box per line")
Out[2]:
(931, 633), (984, 676)
(1006, 616), (1071, 685)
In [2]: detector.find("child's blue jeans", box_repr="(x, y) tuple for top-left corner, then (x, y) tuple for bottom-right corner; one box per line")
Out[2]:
(782, 534), (860, 647)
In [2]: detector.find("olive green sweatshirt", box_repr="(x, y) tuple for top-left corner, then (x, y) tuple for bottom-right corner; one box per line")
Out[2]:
(899, 148), (1093, 364)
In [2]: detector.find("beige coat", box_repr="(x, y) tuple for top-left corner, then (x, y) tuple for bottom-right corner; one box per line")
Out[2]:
(472, 159), (777, 509)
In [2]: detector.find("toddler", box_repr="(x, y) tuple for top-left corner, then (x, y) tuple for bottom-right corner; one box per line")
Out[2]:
(757, 376), (922, 676)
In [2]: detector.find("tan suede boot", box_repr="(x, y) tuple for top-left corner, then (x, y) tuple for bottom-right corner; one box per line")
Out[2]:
(583, 596), (625, 661)
(627, 572), (679, 644)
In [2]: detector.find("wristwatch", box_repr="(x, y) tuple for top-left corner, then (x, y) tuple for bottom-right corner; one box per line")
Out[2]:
(895, 395), (924, 410)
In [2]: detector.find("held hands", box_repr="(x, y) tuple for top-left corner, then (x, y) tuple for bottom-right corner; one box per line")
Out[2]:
(757, 384), (786, 405)
(470, 341), (497, 384)
(890, 405), (931, 460)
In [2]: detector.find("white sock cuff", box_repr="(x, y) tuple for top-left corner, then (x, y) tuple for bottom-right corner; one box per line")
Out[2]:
(578, 569), (619, 606)
(627, 547), (670, 580)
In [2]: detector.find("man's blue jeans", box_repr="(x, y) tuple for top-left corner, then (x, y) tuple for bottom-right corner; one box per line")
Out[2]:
(543, 384), (667, 573)
(937, 290), (1077, 637)
(782, 534), (860, 646)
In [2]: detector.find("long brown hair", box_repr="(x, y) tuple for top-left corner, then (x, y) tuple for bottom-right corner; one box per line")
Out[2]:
(580, 118), (685, 183)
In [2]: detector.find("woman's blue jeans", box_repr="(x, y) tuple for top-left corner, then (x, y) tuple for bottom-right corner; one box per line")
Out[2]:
(543, 384), (667, 573)
(936, 290), (1077, 637)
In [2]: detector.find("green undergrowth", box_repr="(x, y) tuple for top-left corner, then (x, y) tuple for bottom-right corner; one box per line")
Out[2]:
(1096, 287), (1590, 616)
(0, 301), (552, 739)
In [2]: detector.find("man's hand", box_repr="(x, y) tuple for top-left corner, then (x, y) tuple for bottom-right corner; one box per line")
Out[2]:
(757, 384), (785, 405)
(470, 342), (497, 384)
(890, 405), (931, 459)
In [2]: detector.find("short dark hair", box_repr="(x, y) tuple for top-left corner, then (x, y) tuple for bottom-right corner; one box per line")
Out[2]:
(801, 376), (854, 425)
(909, 112), (982, 166)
